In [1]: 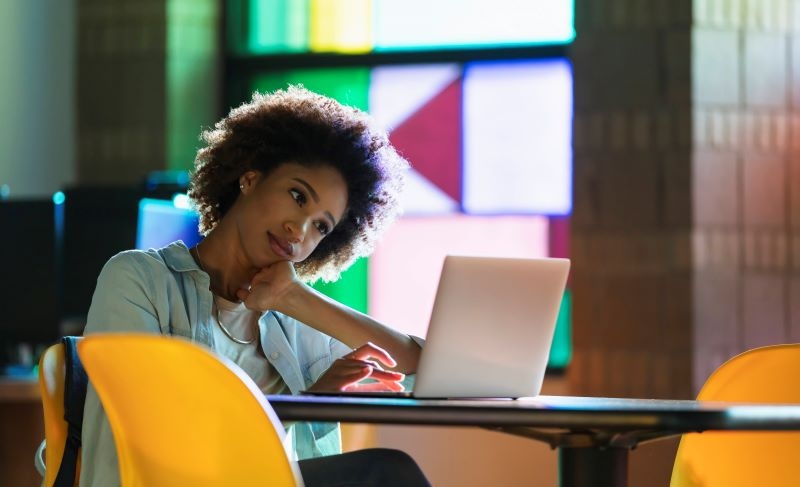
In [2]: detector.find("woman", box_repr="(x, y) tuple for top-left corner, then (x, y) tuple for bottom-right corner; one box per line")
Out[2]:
(79, 86), (430, 486)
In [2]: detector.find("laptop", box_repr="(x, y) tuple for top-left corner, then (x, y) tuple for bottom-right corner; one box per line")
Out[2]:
(306, 255), (570, 399)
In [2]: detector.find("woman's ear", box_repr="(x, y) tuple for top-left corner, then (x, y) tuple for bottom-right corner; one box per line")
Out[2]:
(238, 171), (260, 194)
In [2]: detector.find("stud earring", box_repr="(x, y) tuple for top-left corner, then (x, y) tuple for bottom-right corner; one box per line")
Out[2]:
(239, 184), (244, 190)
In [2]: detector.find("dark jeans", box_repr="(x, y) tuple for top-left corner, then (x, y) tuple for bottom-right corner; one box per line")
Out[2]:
(298, 448), (432, 487)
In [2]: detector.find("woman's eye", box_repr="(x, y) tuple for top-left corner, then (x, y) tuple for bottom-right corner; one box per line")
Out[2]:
(315, 221), (330, 236)
(290, 189), (306, 206)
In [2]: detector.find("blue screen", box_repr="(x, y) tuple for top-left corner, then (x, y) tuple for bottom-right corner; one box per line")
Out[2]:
(136, 197), (203, 250)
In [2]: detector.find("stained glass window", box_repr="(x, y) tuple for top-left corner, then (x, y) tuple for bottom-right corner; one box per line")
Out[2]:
(226, 0), (574, 369)
(232, 0), (574, 54)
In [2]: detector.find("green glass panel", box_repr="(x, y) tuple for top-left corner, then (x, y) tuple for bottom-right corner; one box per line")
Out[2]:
(250, 67), (370, 311)
(548, 288), (572, 369)
(247, 0), (309, 54)
(250, 67), (370, 111)
(312, 257), (369, 314)
(166, 0), (219, 171)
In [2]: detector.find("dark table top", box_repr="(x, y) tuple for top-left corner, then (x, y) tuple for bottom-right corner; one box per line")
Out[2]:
(267, 394), (800, 448)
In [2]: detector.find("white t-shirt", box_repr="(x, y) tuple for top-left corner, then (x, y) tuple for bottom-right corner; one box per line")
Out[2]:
(212, 296), (288, 395)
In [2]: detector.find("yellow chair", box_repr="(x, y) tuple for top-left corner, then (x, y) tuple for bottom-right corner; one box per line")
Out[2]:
(77, 333), (303, 487)
(670, 344), (800, 487)
(37, 338), (83, 487)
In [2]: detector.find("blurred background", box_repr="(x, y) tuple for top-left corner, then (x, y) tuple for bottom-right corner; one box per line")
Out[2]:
(2, 0), (800, 486)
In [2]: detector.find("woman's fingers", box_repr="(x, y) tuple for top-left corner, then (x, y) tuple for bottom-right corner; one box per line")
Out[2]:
(341, 361), (404, 391)
(344, 380), (406, 392)
(335, 358), (405, 383)
(363, 366), (404, 382)
(346, 342), (397, 369)
(309, 354), (405, 392)
(309, 342), (405, 392)
(236, 288), (251, 302)
(340, 359), (406, 392)
(241, 262), (301, 312)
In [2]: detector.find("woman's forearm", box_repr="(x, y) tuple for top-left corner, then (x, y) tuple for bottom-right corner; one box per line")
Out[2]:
(278, 284), (422, 373)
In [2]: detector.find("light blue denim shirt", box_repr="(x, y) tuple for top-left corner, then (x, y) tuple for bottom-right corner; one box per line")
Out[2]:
(78, 241), (354, 487)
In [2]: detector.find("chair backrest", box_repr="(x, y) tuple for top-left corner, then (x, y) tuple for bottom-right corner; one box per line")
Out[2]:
(39, 342), (70, 486)
(670, 343), (800, 487)
(38, 337), (85, 487)
(77, 333), (303, 487)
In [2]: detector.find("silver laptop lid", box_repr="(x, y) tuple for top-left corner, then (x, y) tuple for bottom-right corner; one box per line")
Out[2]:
(412, 255), (570, 398)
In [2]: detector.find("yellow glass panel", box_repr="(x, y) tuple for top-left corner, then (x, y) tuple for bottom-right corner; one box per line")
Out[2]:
(309, 0), (371, 53)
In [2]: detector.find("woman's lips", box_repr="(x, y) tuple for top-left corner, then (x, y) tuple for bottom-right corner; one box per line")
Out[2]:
(268, 233), (293, 260)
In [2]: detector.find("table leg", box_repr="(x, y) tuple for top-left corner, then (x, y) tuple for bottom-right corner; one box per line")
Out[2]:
(558, 446), (629, 487)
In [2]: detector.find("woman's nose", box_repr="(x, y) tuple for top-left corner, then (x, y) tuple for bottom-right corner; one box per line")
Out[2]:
(285, 219), (308, 243)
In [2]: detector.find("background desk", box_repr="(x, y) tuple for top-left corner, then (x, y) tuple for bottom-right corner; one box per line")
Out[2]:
(268, 394), (800, 487)
(0, 377), (43, 487)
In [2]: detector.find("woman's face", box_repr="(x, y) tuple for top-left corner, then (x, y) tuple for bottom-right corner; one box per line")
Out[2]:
(234, 162), (348, 267)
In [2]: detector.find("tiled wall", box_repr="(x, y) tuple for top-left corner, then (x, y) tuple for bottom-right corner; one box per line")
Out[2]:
(571, 0), (800, 401)
(77, 0), (168, 183)
(691, 0), (800, 393)
(76, 0), (219, 183)
(570, 0), (694, 400)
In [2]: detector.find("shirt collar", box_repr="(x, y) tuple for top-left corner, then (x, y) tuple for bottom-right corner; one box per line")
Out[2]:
(159, 240), (203, 273)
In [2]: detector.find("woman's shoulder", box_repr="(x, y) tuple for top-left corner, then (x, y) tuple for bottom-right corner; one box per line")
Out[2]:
(109, 241), (192, 265)
(100, 242), (192, 281)
(103, 247), (168, 273)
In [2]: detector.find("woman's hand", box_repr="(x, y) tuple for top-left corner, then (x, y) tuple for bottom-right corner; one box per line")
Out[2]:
(307, 342), (406, 393)
(237, 261), (301, 312)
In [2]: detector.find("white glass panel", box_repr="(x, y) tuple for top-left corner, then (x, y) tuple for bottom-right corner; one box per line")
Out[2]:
(373, 0), (574, 50)
(369, 64), (460, 131)
(399, 169), (459, 215)
(463, 59), (572, 215)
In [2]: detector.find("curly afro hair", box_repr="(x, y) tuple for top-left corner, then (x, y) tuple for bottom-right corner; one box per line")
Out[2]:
(188, 85), (410, 283)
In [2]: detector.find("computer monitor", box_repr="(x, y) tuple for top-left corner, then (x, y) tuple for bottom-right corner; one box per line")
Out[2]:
(60, 186), (142, 322)
(136, 197), (203, 250)
(59, 184), (188, 325)
(0, 198), (60, 364)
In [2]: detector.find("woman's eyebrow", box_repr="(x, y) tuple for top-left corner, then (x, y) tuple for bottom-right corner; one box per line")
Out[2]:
(292, 177), (337, 227)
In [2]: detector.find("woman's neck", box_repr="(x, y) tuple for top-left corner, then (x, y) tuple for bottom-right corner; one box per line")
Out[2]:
(192, 230), (256, 302)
